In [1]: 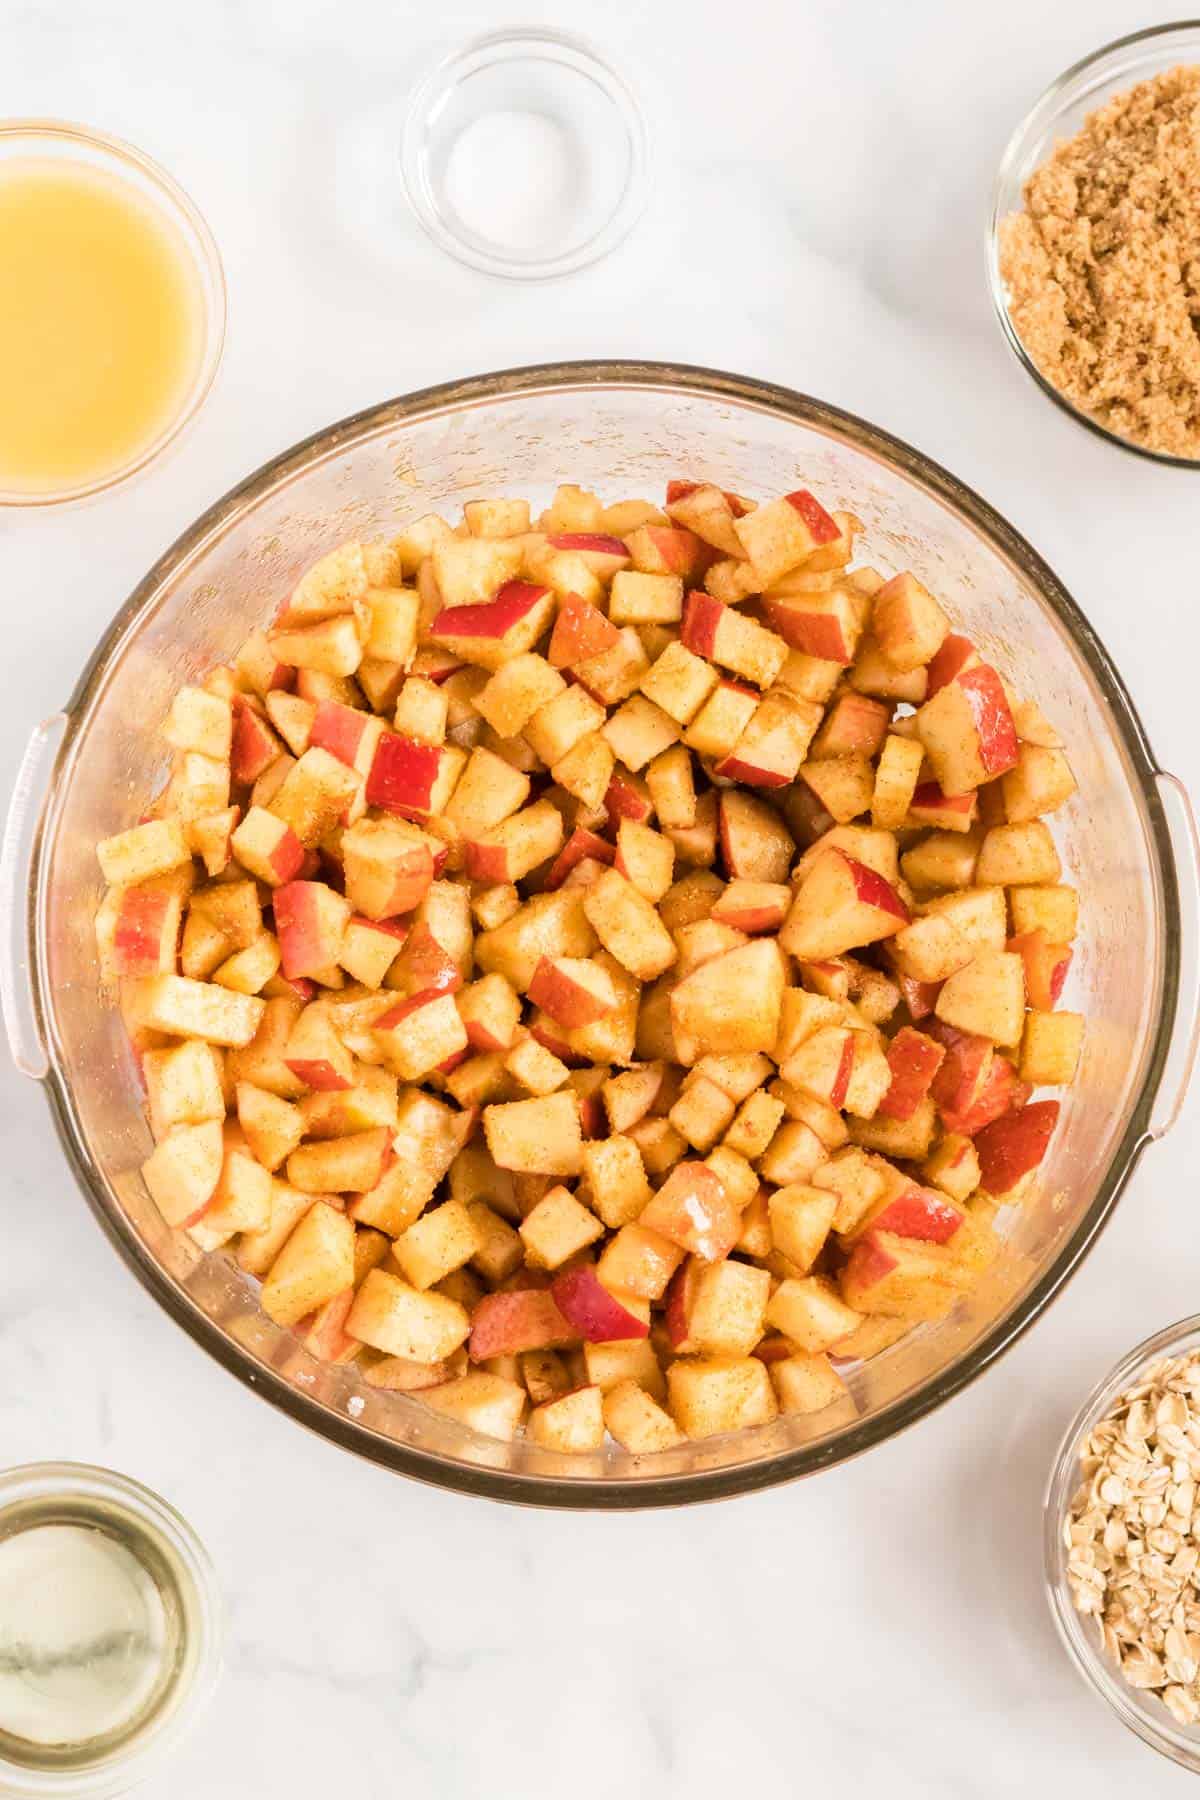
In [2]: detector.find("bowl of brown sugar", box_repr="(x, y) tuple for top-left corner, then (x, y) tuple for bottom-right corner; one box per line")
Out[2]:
(989, 23), (1200, 466)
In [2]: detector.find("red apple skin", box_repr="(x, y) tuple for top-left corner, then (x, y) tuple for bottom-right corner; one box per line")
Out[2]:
(926, 633), (977, 698)
(468, 1288), (576, 1360)
(784, 489), (840, 543)
(1009, 930), (1073, 1010)
(113, 890), (177, 976)
(551, 1266), (648, 1342)
(309, 700), (371, 768)
(528, 1017), (588, 1067)
(942, 1056), (1031, 1138)
(664, 1259), (703, 1350)
(713, 753), (790, 789)
(666, 480), (751, 516)
(376, 987), (446, 1031)
(841, 1232), (899, 1294)
(828, 1034), (856, 1110)
(863, 1185), (963, 1244)
(398, 924), (463, 994)
(958, 665), (1018, 776)
(761, 597), (853, 663)
(432, 580), (550, 643)
(545, 828), (616, 890)
(274, 972), (317, 1003)
(284, 1055), (352, 1092)
(274, 882), (341, 979)
(548, 595), (620, 668)
(527, 957), (613, 1028)
(893, 969), (942, 1020)
(640, 526), (706, 578)
(642, 1162), (741, 1262)
(878, 1028), (946, 1121)
(366, 732), (442, 817)
(231, 698), (279, 785)
(842, 852), (910, 923)
(680, 590), (724, 658)
(463, 839), (511, 884)
(578, 1093), (606, 1138)
(929, 1023), (993, 1120)
(547, 533), (629, 556)
(909, 782), (977, 825)
(266, 824), (307, 885)
(975, 1099), (1059, 1194)
(602, 773), (652, 825)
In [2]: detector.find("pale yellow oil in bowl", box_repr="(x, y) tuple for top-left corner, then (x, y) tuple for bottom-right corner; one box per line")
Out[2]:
(0, 157), (206, 497)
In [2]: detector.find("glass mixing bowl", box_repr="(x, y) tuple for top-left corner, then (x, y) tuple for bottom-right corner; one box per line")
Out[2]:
(3, 362), (1197, 1507)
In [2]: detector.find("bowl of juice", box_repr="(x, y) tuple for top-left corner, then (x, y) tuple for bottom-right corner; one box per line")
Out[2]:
(0, 121), (225, 506)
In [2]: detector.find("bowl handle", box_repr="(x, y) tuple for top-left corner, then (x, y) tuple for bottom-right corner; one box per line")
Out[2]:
(1, 713), (68, 1079)
(1148, 771), (1200, 1141)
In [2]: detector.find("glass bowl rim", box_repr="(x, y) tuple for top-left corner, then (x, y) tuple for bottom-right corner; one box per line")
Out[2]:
(986, 20), (1200, 470)
(398, 27), (650, 281)
(29, 359), (1184, 1509)
(0, 116), (227, 508)
(1044, 1313), (1200, 1770)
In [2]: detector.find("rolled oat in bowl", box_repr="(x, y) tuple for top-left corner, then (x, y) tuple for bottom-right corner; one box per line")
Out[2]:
(999, 65), (1200, 459)
(1065, 1349), (1200, 1726)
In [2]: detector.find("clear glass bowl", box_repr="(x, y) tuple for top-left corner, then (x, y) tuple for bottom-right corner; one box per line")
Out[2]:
(0, 1462), (221, 1797)
(400, 29), (648, 279)
(0, 120), (226, 507)
(1046, 1316), (1200, 1772)
(3, 362), (1198, 1508)
(987, 22), (1200, 467)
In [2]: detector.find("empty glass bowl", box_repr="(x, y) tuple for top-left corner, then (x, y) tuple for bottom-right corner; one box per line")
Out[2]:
(400, 29), (649, 279)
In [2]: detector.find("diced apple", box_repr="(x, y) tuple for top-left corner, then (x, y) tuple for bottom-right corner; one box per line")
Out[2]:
(781, 848), (909, 962)
(975, 1099), (1059, 1195)
(666, 1355), (777, 1438)
(274, 881), (351, 979)
(916, 665), (1018, 795)
(261, 1201), (355, 1327)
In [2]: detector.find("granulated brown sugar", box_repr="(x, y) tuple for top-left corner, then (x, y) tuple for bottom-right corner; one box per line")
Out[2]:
(999, 65), (1200, 458)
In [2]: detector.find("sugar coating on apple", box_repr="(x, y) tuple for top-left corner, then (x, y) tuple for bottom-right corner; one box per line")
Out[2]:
(431, 580), (555, 670)
(781, 847), (909, 963)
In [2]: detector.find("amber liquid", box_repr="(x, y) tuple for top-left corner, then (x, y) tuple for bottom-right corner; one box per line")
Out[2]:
(0, 157), (205, 496)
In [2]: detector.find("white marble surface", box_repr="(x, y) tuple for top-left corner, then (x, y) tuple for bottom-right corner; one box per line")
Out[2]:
(3, 0), (1200, 1792)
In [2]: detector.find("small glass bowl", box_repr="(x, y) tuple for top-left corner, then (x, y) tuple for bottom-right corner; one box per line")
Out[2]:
(0, 120), (226, 507)
(400, 28), (649, 279)
(987, 22), (1200, 467)
(1046, 1315), (1200, 1772)
(0, 1462), (222, 1798)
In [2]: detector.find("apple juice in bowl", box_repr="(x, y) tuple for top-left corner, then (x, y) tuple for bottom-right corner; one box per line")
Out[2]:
(0, 122), (224, 505)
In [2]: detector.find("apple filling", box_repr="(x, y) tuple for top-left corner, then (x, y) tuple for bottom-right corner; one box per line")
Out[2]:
(95, 480), (1084, 1452)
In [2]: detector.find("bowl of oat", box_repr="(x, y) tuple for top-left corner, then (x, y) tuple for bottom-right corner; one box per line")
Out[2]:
(989, 24), (1200, 466)
(1048, 1316), (1200, 1768)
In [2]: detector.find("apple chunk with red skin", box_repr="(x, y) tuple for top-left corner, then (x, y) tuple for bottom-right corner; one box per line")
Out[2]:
(231, 697), (283, 786)
(916, 664), (1018, 796)
(365, 731), (448, 820)
(273, 880), (351, 979)
(546, 533), (630, 579)
(431, 580), (555, 671)
(670, 938), (786, 1061)
(975, 1098), (1059, 1196)
(843, 1176), (964, 1245)
(710, 880), (791, 934)
(309, 700), (383, 776)
(877, 1027), (945, 1121)
(527, 955), (619, 1029)
(111, 885), (183, 976)
(545, 827), (615, 890)
(550, 1266), (648, 1342)
(468, 1287), (576, 1361)
(639, 1161), (740, 1261)
(547, 594), (620, 668)
(780, 847), (909, 962)
(231, 806), (306, 887)
(1008, 928), (1072, 1010)
(761, 586), (861, 664)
